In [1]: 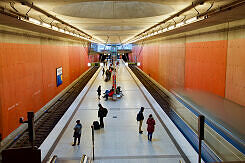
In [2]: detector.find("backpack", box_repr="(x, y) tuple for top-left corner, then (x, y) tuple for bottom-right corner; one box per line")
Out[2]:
(136, 113), (141, 121)
(93, 121), (100, 130)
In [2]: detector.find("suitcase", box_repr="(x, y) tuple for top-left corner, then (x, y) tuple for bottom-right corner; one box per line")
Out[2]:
(93, 121), (100, 130)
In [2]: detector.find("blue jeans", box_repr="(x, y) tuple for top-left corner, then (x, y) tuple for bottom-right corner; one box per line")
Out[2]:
(148, 132), (153, 141)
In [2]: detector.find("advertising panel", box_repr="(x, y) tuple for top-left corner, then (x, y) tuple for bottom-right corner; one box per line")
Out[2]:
(56, 67), (63, 87)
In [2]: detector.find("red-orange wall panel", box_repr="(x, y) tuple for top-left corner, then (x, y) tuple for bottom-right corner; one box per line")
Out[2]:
(0, 42), (88, 138)
(185, 40), (227, 97)
(158, 43), (185, 90)
(132, 45), (143, 68)
(141, 45), (159, 81)
(226, 38), (245, 106)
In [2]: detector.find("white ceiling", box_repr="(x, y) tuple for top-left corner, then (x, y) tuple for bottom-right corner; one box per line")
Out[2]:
(0, 0), (235, 43)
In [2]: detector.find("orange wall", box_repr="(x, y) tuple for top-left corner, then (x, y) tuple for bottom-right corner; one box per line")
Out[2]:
(133, 40), (227, 97)
(0, 42), (89, 138)
(226, 38), (245, 106)
(132, 21), (245, 107)
(142, 45), (159, 81)
(185, 40), (227, 97)
(132, 42), (185, 90)
(158, 42), (185, 89)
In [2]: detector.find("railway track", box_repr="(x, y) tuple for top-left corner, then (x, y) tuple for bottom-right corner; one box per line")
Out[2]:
(5, 66), (98, 149)
(129, 65), (171, 115)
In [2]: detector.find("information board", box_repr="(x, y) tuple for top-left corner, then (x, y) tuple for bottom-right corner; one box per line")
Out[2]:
(56, 67), (63, 87)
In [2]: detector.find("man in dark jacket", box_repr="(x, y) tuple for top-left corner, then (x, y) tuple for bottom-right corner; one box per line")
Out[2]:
(98, 104), (107, 128)
(137, 107), (144, 134)
(72, 120), (82, 146)
(97, 85), (101, 100)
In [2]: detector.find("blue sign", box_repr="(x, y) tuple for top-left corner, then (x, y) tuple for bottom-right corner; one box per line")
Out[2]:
(56, 67), (63, 87)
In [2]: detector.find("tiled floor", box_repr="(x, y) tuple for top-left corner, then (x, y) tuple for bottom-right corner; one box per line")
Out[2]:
(52, 61), (185, 163)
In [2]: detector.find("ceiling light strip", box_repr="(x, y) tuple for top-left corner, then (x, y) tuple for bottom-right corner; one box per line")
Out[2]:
(135, 0), (208, 38)
(125, 0), (245, 44)
(15, 0), (92, 39)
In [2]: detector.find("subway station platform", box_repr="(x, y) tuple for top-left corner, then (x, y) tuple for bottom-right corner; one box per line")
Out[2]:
(48, 61), (188, 163)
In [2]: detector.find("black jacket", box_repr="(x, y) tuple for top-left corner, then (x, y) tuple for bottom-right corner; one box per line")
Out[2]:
(98, 108), (107, 118)
(138, 111), (144, 121)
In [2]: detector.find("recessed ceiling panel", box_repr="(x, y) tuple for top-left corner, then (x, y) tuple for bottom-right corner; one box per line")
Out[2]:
(53, 1), (174, 19)
(84, 26), (141, 31)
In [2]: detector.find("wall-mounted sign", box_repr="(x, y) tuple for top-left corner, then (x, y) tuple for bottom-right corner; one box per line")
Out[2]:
(56, 67), (63, 87)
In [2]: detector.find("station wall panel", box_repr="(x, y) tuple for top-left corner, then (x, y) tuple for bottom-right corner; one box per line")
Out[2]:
(158, 42), (185, 90)
(0, 42), (89, 138)
(226, 38), (245, 106)
(131, 45), (143, 69)
(132, 19), (245, 107)
(185, 40), (227, 97)
(141, 45), (159, 81)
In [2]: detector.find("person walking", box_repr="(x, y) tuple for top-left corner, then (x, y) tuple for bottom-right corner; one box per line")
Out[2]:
(146, 114), (155, 141)
(72, 120), (82, 146)
(98, 104), (108, 128)
(136, 107), (144, 134)
(97, 85), (101, 100)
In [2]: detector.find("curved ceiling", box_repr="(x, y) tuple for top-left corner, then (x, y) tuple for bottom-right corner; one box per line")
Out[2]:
(84, 26), (141, 31)
(0, 0), (235, 43)
(53, 1), (174, 19)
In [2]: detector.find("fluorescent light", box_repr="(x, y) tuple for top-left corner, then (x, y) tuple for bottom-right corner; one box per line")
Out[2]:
(29, 18), (40, 25)
(137, 62), (141, 66)
(52, 26), (58, 31)
(65, 31), (69, 34)
(162, 28), (168, 32)
(176, 22), (184, 27)
(42, 23), (51, 28)
(168, 25), (175, 30)
(88, 63), (91, 66)
(60, 29), (65, 33)
(186, 17), (197, 24)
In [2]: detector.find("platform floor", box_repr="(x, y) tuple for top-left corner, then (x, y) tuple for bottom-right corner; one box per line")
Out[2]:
(51, 62), (185, 163)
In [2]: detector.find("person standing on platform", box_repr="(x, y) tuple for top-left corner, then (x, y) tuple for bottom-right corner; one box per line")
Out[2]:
(102, 67), (105, 76)
(98, 104), (108, 128)
(72, 120), (82, 146)
(146, 114), (155, 141)
(136, 107), (144, 134)
(97, 85), (101, 100)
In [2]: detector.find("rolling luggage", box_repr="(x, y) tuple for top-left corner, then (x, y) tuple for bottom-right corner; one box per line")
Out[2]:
(112, 94), (117, 101)
(93, 121), (100, 130)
